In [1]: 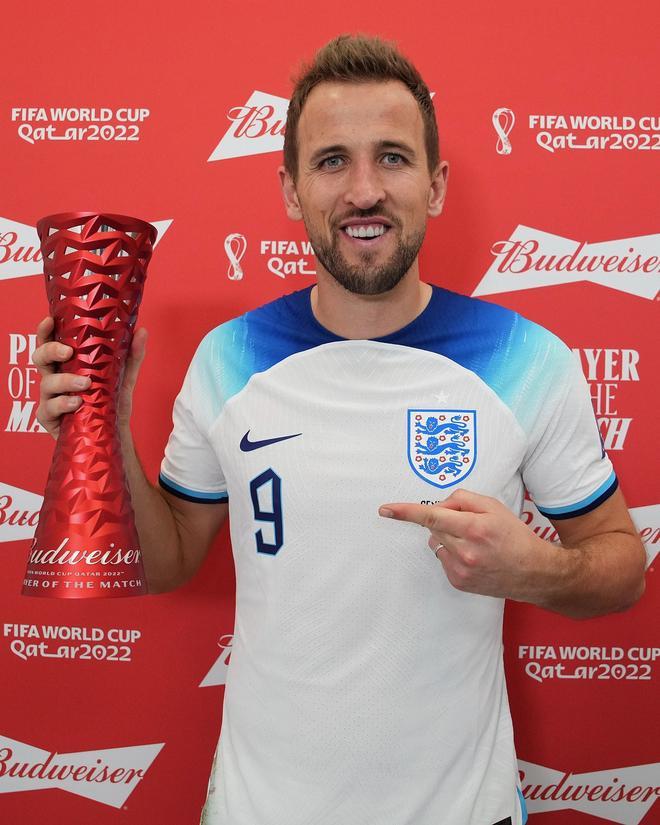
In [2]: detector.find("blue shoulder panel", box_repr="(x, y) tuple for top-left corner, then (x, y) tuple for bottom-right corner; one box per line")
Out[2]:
(200, 285), (571, 435)
(201, 287), (340, 404)
(378, 286), (572, 434)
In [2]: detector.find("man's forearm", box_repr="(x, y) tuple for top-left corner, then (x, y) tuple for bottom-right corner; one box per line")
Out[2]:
(525, 532), (646, 619)
(119, 427), (187, 594)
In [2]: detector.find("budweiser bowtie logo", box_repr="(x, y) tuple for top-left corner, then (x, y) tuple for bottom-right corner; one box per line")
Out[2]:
(206, 89), (437, 163)
(208, 90), (288, 162)
(0, 735), (164, 808)
(630, 503), (660, 568)
(519, 760), (660, 824)
(521, 501), (659, 568)
(472, 225), (660, 300)
(0, 217), (172, 282)
(199, 634), (233, 687)
(0, 481), (43, 543)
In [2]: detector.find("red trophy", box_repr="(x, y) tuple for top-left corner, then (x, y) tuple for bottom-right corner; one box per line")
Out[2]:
(22, 212), (157, 599)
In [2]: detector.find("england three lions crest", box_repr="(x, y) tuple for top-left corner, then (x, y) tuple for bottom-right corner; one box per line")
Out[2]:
(408, 410), (477, 488)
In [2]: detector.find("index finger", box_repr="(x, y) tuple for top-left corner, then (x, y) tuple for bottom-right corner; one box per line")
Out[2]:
(378, 502), (468, 537)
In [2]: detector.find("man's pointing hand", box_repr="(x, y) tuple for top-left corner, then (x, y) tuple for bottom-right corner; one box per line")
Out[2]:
(379, 489), (543, 600)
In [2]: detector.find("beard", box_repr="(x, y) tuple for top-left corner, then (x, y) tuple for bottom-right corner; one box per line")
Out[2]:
(304, 214), (426, 296)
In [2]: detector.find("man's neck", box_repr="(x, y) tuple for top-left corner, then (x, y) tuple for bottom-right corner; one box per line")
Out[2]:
(311, 269), (432, 340)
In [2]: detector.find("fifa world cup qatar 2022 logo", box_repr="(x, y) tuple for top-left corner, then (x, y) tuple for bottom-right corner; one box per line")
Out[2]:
(493, 107), (515, 155)
(224, 233), (247, 281)
(22, 213), (157, 599)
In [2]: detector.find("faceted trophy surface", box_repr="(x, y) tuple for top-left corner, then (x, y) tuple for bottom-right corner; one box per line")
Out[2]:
(23, 212), (157, 599)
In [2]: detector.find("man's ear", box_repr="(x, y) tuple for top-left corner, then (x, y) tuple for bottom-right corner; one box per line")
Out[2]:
(427, 160), (449, 218)
(278, 165), (303, 221)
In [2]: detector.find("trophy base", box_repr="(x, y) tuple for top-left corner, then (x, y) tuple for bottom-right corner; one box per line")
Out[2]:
(21, 579), (148, 599)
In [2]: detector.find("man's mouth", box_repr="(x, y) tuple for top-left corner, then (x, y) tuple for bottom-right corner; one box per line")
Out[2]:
(344, 224), (388, 239)
(339, 219), (393, 241)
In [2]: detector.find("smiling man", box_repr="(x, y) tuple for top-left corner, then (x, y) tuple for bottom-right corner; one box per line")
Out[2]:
(35, 34), (645, 825)
(284, 80), (436, 299)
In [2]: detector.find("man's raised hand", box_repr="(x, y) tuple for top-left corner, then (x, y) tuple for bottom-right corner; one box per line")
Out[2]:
(33, 315), (148, 440)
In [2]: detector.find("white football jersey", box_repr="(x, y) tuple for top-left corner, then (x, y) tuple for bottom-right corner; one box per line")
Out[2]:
(161, 286), (615, 825)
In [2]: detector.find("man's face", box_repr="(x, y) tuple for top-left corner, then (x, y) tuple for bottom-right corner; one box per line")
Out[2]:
(280, 80), (447, 296)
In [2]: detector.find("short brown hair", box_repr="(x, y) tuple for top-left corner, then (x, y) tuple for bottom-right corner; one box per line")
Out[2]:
(283, 34), (439, 180)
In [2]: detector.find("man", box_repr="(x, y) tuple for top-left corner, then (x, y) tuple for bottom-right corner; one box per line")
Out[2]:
(35, 34), (645, 825)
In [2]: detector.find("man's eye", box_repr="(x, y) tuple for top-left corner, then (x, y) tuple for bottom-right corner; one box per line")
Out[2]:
(321, 156), (344, 169)
(383, 153), (403, 165)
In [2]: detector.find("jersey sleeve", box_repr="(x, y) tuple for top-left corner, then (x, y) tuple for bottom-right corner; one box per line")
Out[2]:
(521, 342), (617, 520)
(159, 333), (229, 504)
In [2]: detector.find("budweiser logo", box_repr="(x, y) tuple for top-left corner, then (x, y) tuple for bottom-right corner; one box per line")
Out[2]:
(0, 217), (172, 282)
(472, 225), (659, 300)
(0, 481), (42, 543)
(519, 760), (660, 824)
(630, 503), (660, 568)
(27, 537), (140, 566)
(208, 90), (288, 161)
(199, 634), (233, 687)
(521, 500), (659, 568)
(0, 735), (163, 808)
(206, 89), (436, 163)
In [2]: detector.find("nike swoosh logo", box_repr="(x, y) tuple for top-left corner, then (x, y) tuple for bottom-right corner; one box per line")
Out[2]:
(240, 430), (302, 452)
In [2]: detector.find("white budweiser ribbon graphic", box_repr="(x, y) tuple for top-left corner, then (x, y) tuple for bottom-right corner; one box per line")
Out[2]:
(0, 481), (43, 543)
(200, 634), (233, 687)
(521, 500), (659, 568)
(519, 760), (660, 824)
(630, 503), (660, 568)
(0, 217), (172, 282)
(0, 735), (164, 808)
(208, 90), (288, 161)
(472, 225), (660, 300)
(206, 89), (435, 163)
(208, 89), (435, 162)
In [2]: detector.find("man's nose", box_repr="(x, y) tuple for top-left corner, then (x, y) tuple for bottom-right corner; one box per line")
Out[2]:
(343, 160), (386, 210)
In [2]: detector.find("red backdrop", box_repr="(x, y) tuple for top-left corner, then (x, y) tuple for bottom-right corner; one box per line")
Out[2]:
(1, 1), (658, 823)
